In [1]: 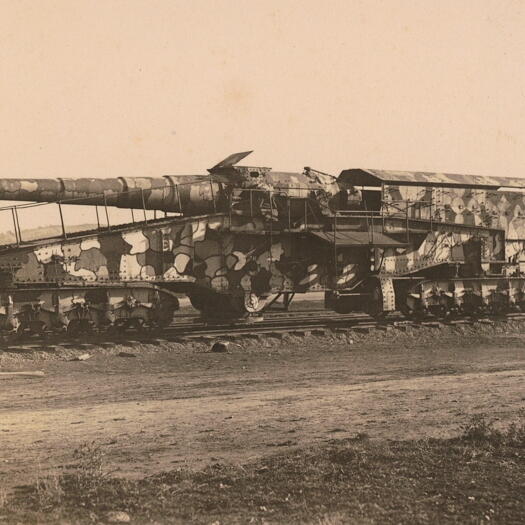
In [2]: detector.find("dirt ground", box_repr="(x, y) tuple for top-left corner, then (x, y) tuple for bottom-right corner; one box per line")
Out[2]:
(1, 324), (525, 492)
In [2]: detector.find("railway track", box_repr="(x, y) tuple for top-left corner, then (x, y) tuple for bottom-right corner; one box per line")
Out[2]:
(2, 308), (525, 354)
(0, 310), (372, 352)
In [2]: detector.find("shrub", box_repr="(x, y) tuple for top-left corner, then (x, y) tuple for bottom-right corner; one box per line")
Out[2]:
(460, 413), (525, 448)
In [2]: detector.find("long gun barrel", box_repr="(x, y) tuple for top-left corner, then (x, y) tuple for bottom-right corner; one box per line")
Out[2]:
(0, 176), (223, 215)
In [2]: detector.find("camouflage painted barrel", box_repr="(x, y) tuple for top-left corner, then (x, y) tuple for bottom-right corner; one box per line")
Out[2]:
(0, 176), (223, 215)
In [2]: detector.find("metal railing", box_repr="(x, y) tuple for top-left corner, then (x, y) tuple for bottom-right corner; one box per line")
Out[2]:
(0, 185), (455, 248)
(227, 187), (328, 231)
(0, 184), (191, 246)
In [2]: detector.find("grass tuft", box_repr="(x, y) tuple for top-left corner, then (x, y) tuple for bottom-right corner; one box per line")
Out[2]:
(2, 415), (524, 524)
(460, 412), (525, 448)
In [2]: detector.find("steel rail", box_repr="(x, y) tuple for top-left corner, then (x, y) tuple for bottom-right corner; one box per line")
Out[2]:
(2, 310), (525, 353)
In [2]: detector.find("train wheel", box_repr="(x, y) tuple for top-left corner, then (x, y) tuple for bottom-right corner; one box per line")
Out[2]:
(334, 300), (352, 314)
(107, 323), (125, 335)
(67, 318), (92, 336)
(6, 316), (21, 333)
(428, 304), (448, 320)
(398, 299), (425, 321)
(127, 318), (146, 331)
(66, 319), (81, 336)
(242, 292), (268, 314)
(366, 282), (387, 320)
(399, 304), (412, 319)
(189, 289), (267, 320)
(188, 290), (208, 312)
(189, 290), (237, 319)
(489, 300), (508, 317)
(28, 320), (46, 335)
(332, 295), (356, 314)
(15, 319), (46, 336)
(153, 296), (179, 328)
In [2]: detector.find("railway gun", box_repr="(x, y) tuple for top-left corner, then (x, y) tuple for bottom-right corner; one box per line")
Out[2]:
(0, 151), (525, 334)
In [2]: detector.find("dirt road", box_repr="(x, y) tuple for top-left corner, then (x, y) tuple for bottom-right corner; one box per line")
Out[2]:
(1, 331), (524, 489)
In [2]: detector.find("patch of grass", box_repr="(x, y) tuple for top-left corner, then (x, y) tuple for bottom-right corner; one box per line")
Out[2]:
(34, 470), (64, 512)
(59, 442), (114, 509)
(2, 417), (524, 524)
(460, 412), (525, 448)
(0, 485), (8, 510)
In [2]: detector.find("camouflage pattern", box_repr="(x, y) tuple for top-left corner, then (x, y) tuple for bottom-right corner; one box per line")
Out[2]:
(0, 286), (178, 332)
(401, 277), (525, 318)
(379, 223), (504, 275)
(0, 211), (334, 330)
(2, 154), (525, 328)
(381, 184), (525, 237)
(0, 152), (357, 329)
(336, 169), (525, 316)
(0, 152), (344, 220)
(0, 215), (327, 286)
(338, 168), (525, 189)
(0, 176), (221, 215)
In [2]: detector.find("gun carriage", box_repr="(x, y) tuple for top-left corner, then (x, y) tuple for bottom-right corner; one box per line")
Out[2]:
(0, 151), (524, 333)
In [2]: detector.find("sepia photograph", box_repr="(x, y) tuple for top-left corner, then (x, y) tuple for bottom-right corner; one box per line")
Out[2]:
(0, 1), (524, 523)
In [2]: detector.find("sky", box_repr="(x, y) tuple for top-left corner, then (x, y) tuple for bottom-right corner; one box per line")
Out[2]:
(0, 0), (524, 184)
